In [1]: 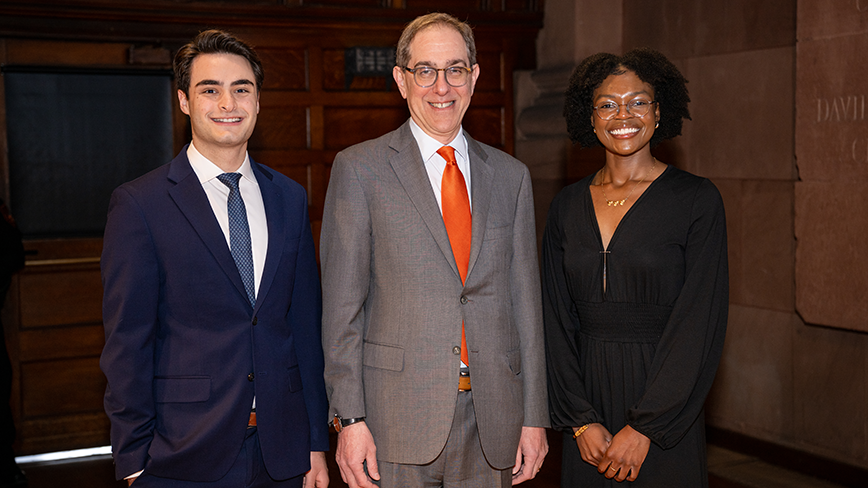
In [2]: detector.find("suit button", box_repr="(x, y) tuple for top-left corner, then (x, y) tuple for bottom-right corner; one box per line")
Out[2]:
(460, 296), (468, 304)
(248, 373), (254, 382)
(252, 317), (258, 326)
(452, 346), (461, 355)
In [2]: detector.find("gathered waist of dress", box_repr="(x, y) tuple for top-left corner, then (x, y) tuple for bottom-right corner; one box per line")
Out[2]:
(574, 300), (672, 343)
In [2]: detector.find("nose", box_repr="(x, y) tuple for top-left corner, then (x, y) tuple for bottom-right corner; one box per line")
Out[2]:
(431, 71), (451, 95)
(614, 103), (631, 119)
(219, 91), (236, 111)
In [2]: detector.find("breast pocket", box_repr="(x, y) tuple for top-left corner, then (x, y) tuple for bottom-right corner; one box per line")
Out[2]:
(483, 224), (513, 241)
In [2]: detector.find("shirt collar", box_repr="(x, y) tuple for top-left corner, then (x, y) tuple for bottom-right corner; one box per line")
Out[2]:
(408, 119), (468, 163)
(186, 142), (254, 186)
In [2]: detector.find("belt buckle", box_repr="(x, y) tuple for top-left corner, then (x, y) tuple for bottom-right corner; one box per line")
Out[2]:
(458, 368), (471, 391)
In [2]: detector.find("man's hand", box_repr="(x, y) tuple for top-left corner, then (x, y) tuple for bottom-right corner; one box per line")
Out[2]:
(304, 451), (329, 487)
(575, 423), (612, 467)
(511, 426), (548, 484)
(127, 478), (136, 486)
(597, 424), (650, 482)
(335, 421), (380, 488)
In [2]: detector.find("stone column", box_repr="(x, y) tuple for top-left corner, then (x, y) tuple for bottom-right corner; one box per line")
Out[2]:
(514, 0), (623, 241)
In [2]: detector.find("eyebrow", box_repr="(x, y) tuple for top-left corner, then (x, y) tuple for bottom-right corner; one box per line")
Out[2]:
(595, 91), (651, 100)
(194, 79), (255, 88)
(411, 59), (469, 68)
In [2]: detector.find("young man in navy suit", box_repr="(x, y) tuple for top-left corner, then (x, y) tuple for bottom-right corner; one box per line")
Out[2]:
(100, 30), (329, 488)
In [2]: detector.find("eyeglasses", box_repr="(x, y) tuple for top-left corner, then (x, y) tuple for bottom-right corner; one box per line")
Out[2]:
(403, 66), (473, 88)
(593, 99), (657, 120)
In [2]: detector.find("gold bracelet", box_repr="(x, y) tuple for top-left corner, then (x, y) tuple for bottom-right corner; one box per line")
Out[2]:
(573, 424), (590, 439)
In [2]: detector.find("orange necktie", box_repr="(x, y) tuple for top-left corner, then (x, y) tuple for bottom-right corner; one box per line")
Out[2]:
(438, 145), (471, 365)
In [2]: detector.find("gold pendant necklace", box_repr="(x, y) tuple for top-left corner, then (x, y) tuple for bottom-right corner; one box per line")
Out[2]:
(599, 159), (657, 207)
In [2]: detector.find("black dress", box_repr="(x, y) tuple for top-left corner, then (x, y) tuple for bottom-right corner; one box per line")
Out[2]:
(542, 166), (728, 487)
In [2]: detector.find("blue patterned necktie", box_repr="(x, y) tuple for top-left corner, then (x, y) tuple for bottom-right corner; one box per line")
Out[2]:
(217, 173), (256, 308)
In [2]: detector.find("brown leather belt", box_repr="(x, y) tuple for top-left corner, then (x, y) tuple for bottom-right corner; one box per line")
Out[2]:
(248, 411), (257, 427)
(459, 370), (471, 391)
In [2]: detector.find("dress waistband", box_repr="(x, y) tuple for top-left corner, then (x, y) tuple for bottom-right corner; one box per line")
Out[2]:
(574, 301), (672, 343)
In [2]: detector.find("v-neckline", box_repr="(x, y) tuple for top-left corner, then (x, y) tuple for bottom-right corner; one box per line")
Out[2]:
(588, 164), (670, 252)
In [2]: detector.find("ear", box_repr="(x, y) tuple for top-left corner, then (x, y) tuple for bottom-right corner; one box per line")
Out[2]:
(468, 64), (480, 96)
(393, 65), (408, 100)
(654, 103), (661, 124)
(178, 89), (190, 115)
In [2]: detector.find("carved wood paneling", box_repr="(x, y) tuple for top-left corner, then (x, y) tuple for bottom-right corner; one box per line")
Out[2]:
(0, 0), (542, 455)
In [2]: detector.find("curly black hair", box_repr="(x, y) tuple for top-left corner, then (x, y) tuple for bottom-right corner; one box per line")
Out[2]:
(563, 47), (690, 149)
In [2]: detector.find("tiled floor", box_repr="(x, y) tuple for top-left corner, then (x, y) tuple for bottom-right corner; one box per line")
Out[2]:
(14, 434), (852, 487)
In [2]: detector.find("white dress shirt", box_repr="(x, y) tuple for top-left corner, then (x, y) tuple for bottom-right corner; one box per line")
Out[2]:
(409, 119), (472, 213)
(187, 143), (268, 296)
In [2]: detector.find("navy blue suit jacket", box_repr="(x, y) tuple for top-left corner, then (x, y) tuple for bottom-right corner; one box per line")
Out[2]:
(100, 148), (328, 482)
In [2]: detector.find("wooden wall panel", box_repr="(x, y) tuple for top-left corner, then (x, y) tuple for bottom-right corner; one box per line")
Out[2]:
(464, 106), (505, 149)
(258, 47), (309, 91)
(475, 50), (504, 92)
(406, 0), (484, 10)
(18, 266), (102, 329)
(323, 107), (408, 150)
(0, 0), (542, 455)
(248, 107), (309, 150)
(22, 358), (105, 418)
(19, 325), (105, 362)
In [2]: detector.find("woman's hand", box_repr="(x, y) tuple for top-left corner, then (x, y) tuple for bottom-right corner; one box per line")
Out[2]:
(597, 424), (650, 482)
(574, 423), (612, 467)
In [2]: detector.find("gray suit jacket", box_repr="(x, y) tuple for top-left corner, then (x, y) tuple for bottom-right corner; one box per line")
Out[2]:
(320, 121), (549, 469)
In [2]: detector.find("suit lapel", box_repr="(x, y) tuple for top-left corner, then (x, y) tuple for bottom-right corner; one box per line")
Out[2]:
(465, 135), (493, 279)
(388, 123), (460, 277)
(252, 161), (283, 313)
(166, 152), (251, 305)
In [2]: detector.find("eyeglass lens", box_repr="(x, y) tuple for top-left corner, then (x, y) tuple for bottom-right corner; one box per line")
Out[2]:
(595, 100), (655, 120)
(412, 67), (470, 87)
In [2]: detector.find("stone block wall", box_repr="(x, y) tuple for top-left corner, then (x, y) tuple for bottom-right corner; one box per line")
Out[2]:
(516, 0), (868, 470)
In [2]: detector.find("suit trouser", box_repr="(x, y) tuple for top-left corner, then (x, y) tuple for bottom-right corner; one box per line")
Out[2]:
(131, 428), (303, 488)
(377, 390), (512, 488)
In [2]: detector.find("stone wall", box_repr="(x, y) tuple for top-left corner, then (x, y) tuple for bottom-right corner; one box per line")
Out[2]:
(516, 0), (868, 470)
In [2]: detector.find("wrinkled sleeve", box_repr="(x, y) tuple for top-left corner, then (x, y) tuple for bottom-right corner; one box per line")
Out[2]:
(542, 193), (604, 433)
(627, 179), (729, 448)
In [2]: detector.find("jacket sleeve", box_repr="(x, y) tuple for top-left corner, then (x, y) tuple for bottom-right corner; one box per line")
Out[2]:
(289, 189), (331, 452)
(319, 150), (372, 420)
(99, 186), (159, 479)
(510, 166), (550, 428)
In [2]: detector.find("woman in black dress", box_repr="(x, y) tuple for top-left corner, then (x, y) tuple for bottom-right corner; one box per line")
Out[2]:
(543, 48), (728, 486)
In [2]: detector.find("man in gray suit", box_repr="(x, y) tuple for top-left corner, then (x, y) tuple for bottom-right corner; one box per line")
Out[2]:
(320, 12), (549, 488)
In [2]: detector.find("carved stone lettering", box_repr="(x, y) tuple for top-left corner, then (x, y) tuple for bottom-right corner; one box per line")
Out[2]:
(816, 95), (865, 122)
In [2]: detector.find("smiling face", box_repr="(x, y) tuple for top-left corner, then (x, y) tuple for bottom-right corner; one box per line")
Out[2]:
(178, 53), (259, 161)
(392, 25), (480, 145)
(592, 69), (660, 157)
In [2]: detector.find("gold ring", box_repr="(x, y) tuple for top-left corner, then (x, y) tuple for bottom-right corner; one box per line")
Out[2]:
(609, 466), (617, 471)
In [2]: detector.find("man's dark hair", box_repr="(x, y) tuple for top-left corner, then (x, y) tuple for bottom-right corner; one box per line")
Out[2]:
(563, 47), (690, 148)
(173, 29), (264, 96)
